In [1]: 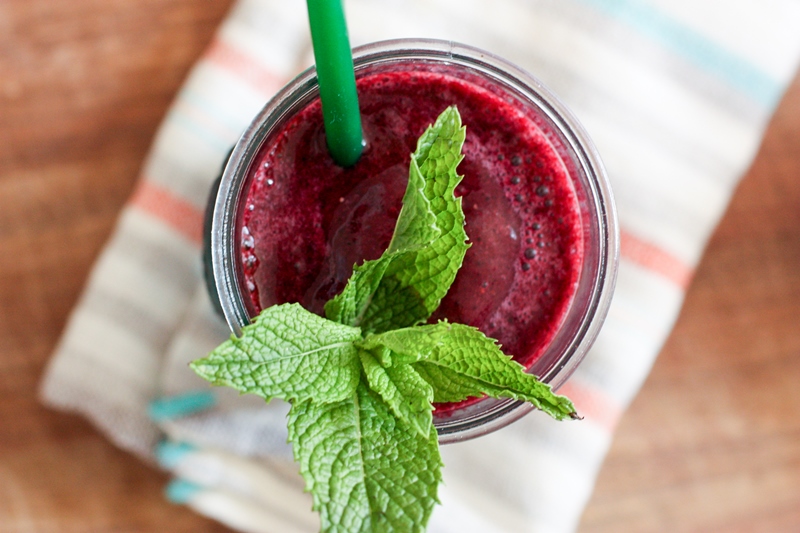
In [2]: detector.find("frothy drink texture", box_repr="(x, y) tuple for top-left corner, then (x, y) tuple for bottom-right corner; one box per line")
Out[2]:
(239, 69), (584, 416)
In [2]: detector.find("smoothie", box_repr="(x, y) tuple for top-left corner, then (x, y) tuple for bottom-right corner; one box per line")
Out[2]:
(236, 68), (584, 416)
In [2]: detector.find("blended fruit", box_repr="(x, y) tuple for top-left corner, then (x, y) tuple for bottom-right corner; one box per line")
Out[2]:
(238, 68), (583, 415)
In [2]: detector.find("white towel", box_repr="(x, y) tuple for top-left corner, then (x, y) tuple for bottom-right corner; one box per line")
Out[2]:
(41, 1), (800, 532)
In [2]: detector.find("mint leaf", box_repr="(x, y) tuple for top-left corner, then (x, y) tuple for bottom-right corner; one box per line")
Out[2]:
(328, 107), (468, 334)
(287, 398), (369, 532)
(413, 363), (487, 404)
(190, 303), (361, 404)
(361, 322), (576, 419)
(410, 323), (577, 420)
(288, 383), (441, 533)
(388, 155), (441, 253)
(359, 349), (434, 437)
(364, 107), (468, 333)
(324, 253), (397, 327)
(357, 323), (449, 364)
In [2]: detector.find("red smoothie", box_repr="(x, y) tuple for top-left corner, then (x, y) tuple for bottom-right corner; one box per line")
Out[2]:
(237, 69), (583, 414)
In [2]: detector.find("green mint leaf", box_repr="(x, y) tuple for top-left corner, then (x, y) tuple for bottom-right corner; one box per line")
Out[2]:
(357, 323), (450, 364)
(413, 363), (487, 403)
(288, 383), (441, 533)
(359, 349), (434, 437)
(411, 323), (577, 420)
(363, 107), (469, 333)
(387, 153), (441, 253)
(190, 303), (361, 404)
(361, 322), (576, 419)
(327, 107), (468, 334)
(324, 253), (397, 326)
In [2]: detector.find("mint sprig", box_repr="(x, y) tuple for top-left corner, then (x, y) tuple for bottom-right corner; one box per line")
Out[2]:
(192, 106), (577, 533)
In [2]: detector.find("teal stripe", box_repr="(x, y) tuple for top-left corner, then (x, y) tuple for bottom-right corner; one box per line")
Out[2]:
(148, 391), (217, 421)
(578, 0), (781, 107)
(155, 440), (198, 468)
(165, 479), (203, 504)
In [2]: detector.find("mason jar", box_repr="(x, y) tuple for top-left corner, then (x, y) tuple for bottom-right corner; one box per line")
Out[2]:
(204, 38), (618, 443)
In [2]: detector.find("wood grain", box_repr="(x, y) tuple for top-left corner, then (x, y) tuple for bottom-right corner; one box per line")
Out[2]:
(1, 1), (799, 532)
(0, 1), (233, 531)
(579, 74), (800, 533)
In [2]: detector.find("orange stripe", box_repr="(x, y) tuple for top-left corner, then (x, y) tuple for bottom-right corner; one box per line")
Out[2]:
(129, 181), (204, 246)
(619, 229), (694, 289)
(557, 381), (622, 432)
(203, 37), (286, 96)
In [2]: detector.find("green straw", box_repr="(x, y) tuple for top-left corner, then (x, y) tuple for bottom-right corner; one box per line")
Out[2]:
(306, 0), (364, 167)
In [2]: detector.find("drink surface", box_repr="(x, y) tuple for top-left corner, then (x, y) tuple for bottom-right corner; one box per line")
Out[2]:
(239, 68), (583, 414)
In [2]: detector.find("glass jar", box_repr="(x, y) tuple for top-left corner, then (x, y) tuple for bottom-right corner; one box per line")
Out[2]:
(205, 39), (618, 443)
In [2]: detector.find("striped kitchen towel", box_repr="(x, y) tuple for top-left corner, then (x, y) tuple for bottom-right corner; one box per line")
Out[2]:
(41, 0), (800, 532)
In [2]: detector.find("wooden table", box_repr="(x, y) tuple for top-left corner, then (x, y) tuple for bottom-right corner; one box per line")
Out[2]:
(2, 2), (799, 531)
